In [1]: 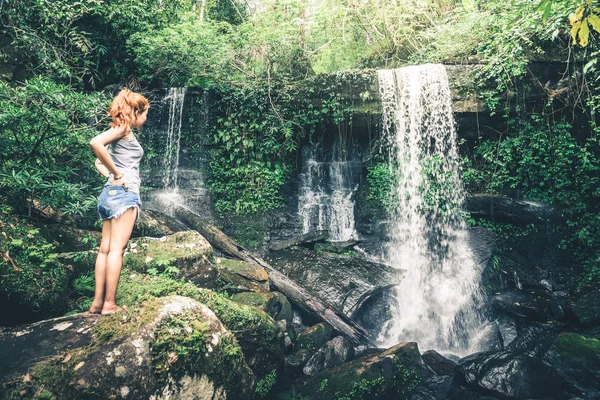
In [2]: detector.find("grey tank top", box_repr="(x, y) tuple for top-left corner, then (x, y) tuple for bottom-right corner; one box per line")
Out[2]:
(104, 136), (144, 194)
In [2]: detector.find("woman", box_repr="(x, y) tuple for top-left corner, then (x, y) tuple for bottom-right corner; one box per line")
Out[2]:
(89, 88), (149, 315)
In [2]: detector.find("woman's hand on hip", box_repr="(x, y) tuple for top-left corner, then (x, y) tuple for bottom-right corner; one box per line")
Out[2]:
(113, 176), (128, 190)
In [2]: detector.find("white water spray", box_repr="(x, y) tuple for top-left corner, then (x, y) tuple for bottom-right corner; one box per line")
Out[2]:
(377, 65), (487, 356)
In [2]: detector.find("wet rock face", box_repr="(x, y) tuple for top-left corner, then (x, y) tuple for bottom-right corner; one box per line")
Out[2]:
(490, 289), (551, 321)
(1, 296), (255, 399)
(302, 336), (355, 376)
(266, 246), (402, 320)
(542, 333), (600, 398)
(457, 350), (563, 399)
(421, 350), (457, 377)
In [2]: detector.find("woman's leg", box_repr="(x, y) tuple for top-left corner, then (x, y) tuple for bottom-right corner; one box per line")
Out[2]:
(89, 219), (112, 313)
(101, 207), (137, 314)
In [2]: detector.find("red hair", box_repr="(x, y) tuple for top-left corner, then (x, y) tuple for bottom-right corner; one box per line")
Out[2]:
(107, 88), (149, 128)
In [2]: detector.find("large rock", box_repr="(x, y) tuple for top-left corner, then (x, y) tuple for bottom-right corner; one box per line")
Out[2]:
(421, 350), (457, 376)
(465, 194), (559, 225)
(302, 336), (355, 376)
(457, 350), (563, 399)
(542, 333), (600, 398)
(124, 230), (213, 273)
(490, 289), (550, 321)
(230, 291), (283, 320)
(213, 257), (270, 292)
(295, 342), (427, 399)
(0, 296), (255, 399)
(297, 322), (333, 354)
(266, 246), (403, 320)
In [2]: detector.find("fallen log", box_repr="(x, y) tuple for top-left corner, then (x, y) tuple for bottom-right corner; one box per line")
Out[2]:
(171, 205), (376, 347)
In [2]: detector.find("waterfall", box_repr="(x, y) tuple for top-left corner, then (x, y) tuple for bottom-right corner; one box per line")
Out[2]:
(298, 143), (359, 242)
(377, 65), (488, 356)
(143, 88), (215, 223)
(162, 87), (186, 189)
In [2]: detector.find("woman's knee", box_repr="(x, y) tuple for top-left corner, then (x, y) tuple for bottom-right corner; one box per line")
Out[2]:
(99, 242), (110, 255)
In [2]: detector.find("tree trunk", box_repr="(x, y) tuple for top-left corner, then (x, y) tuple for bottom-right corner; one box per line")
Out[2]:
(172, 205), (375, 347)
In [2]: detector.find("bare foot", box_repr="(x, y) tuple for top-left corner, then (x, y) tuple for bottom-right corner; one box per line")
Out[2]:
(101, 304), (123, 315)
(89, 300), (104, 314)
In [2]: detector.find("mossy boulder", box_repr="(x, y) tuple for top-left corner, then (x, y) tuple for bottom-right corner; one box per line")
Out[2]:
(272, 291), (293, 323)
(231, 291), (282, 319)
(123, 230), (213, 273)
(1, 296), (255, 399)
(296, 322), (333, 354)
(114, 273), (285, 382)
(213, 257), (270, 292)
(294, 342), (424, 400)
(542, 332), (600, 397)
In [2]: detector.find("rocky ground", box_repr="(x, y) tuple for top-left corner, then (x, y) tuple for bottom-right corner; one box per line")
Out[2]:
(1, 207), (599, 399)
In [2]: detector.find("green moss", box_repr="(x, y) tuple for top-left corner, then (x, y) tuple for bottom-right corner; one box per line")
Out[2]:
(296, 323), (332, 353)
(3, 349), (89, 400)
(297, 352), (420, 400)
(123, 231), (214, 274)
(150, 311), (246, 389)
(93, 300), (161, 344)
(216, 257), (269, 282)
(115, 273), (281, 361)
(554, 333), (600, 371)
(255, 368), (277, 399)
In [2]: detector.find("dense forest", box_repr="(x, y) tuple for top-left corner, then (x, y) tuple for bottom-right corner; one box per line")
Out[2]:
(1, 0), (600, 399)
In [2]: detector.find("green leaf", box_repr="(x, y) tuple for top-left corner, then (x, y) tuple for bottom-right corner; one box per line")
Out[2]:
(588, 14), (600, 33)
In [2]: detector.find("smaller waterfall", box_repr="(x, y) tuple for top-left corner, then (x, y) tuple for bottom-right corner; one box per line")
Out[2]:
(162, 88), (186, 189)
(298, 143), (360, 242)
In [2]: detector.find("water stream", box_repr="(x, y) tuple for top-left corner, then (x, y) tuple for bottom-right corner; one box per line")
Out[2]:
(377, 64), (490, 356)
(298, 142), (360, 242)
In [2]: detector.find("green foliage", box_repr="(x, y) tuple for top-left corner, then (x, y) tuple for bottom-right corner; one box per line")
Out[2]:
(464, 115), (600, 283)
(1, 0), (197, 87)
(255, 368), (277, 398)
(0, 208), (67, 314)
(0, 78), (107, 216)
(207, 80), (352, 215)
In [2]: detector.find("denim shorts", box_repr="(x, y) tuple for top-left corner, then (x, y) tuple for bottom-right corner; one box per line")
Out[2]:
(97, 185), (141, 222)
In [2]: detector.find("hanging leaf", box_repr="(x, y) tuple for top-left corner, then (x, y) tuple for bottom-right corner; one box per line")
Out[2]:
(579, 19), (590, 46)
(583, 59), (597, 74)
(571, 20), (582, 44)
(588, 14), (600, 33)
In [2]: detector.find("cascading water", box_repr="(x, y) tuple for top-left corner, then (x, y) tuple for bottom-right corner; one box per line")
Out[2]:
(143, 88), (215, 222)
(297, 142), (360, 242)
(162, 87), (186, 189)
(377, 64), (489, 356)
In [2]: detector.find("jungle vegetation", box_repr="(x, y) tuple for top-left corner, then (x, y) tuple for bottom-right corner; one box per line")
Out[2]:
(2, 0), (600, 292)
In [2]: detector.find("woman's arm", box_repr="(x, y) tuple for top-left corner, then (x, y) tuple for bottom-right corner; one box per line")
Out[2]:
(89, 125), (128, 178)
(94, 157), (110, 178)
